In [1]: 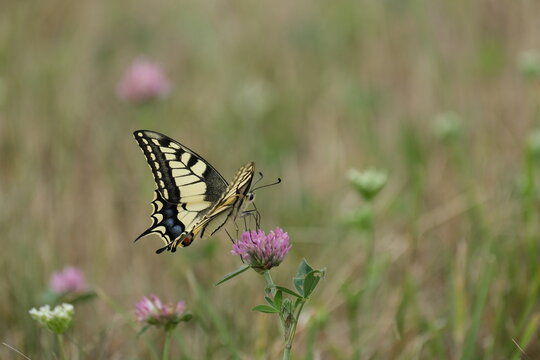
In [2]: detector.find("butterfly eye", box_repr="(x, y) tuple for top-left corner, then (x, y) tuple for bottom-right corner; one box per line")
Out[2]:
(248, 193), (255, 201)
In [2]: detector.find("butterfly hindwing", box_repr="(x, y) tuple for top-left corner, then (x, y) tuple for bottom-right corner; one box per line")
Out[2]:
(135, 190), (185, 252)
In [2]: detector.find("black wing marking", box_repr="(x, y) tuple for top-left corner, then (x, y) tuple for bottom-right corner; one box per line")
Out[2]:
(133, 130), (228, 204)
(134, 190), (186, 253)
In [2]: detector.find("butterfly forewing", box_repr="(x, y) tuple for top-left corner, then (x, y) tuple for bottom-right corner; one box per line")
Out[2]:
(134, 130), (227, 204)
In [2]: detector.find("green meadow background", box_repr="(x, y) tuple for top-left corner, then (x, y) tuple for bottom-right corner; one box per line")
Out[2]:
(2, 0), (540, 359)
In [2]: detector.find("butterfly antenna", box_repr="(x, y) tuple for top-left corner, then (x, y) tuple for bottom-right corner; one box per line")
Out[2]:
(251, 171), (265, 188)
(252, 177), (282, 192)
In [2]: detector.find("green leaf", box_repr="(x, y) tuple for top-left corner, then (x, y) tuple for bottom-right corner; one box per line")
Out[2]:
(252, 305), (279, 313)
(63, 290), (97, 304)
(274, 290), (283, 310)
(215, 265), (250, 286)
(295, 258), (314, 278)
(293, 259), (314, 294)
(137, 325), (151, 337)
(264, 296), (274, 306)
(281, 298), (292, 314)
(179, 314), (193, 322)
(293, 277), (303, 296)
(274, 285), (303, 299)
(303, 269), (326, 298)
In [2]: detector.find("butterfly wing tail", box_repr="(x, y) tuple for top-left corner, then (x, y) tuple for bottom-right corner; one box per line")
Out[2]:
(134, 190), (187, 253)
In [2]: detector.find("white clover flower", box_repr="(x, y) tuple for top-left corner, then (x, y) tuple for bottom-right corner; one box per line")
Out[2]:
(29, 303), (74, 334)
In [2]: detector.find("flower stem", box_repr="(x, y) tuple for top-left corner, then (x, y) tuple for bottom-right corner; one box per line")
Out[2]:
(282, 345), (291, 360)
(263, 271), (285, 335)
(282, 300), (306, 360)
(263, 270), (276, 296)
(57, 334), (67, 360)
(162, 330), (172, 360)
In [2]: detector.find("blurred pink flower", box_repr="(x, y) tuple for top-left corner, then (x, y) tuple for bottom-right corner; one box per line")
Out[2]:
(49, 266), (88, 294)
(116, 57), (171, 103)
(232, 227), (292, 271)
(135, 295), (188, 331)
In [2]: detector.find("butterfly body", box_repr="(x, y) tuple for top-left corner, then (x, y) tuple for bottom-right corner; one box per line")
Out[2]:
(133, 130), (256, 253)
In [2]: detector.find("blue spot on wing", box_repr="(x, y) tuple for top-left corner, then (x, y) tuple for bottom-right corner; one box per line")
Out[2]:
(135, 190), (186, 249)
(163, 218), (175, 227)
(171, 225), (183, 238)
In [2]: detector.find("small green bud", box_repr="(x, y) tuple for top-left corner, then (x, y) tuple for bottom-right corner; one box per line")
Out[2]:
(347, 168), (387, 201)
(526, 130), (540, 158)
(433, 112), (463, 143)
(518, 51), (540, 81)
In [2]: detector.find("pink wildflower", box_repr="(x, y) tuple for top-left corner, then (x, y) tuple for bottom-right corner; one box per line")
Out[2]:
(135, 295), (187, 331)
(49, 267), (87, 294)
(232, 227), (292, 271)
(116, 57), (171, 103)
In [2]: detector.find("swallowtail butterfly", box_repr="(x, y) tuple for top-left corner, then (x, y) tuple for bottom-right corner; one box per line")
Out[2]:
(133, 130), (256, 253)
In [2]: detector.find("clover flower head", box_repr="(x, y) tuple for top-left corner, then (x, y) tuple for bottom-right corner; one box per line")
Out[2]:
(347, 168), (387, 201)
(231, 227), (292, 272)
(49, 266), (88, 294)
(29, 303), (74, 334)
(116, 57), (171, 103)
(135, 295), (187, 331)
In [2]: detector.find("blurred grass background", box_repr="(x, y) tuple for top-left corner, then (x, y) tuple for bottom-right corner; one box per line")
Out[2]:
(2, 0), (540, 359)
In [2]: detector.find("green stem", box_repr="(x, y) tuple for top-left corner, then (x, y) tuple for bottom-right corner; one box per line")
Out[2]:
(186, 270), (239, 359)
(304, 322), (317, 360)
(95, 286), (159, 360)
(283, 345), (292, 360)
(57, 334), (67, 360)
(263, 271), (285, 335)
(523, 152), (538, 266)
(283, 300), (306, 360)
(263, 271), (276, 296)
(163, 330), (172, 360)
(364, 200), (377, 292)
(349, 311), (360, 360)
(451, 141), (488, 242)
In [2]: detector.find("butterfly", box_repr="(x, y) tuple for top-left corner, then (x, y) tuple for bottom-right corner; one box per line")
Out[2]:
(133, 130), (257, 253)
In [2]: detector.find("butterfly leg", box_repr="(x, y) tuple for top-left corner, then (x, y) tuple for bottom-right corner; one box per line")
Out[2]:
(251, 202), (261, 229)
(225, 229), (236, 243)
(240, 209), (261, 230)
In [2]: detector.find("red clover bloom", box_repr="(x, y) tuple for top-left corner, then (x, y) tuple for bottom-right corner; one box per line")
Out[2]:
(49, 266), (88, 294)
(135, 295), (187, 331)
(116, 57), (171, 103)
(232, 227), (291, 272)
